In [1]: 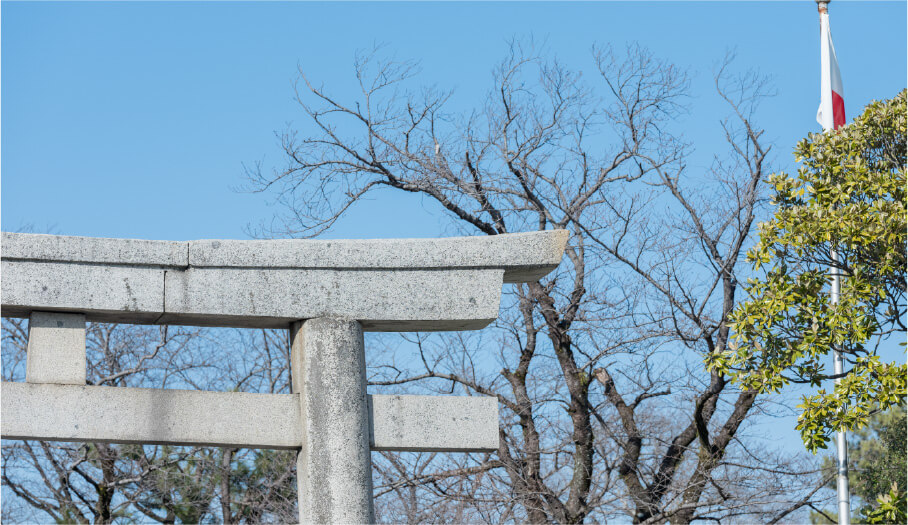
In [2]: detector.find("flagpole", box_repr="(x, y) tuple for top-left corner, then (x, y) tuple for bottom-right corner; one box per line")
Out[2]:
(831, 248), (850, 525)
(816, 1), (851, 523)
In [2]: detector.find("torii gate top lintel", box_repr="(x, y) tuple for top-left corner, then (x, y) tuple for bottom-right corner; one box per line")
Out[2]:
(1, 230), (568, 331)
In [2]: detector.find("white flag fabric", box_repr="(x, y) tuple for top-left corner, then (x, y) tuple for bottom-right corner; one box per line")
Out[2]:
(817, 6), (846, 131)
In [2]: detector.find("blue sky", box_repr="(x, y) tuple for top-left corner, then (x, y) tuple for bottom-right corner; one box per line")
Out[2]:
(3, 1), (905, 241)
(2, 1), (906, 459)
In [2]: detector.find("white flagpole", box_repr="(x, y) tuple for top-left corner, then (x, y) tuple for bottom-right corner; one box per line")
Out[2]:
(815, 1), (850, 523)
(830, 247), (850, 525)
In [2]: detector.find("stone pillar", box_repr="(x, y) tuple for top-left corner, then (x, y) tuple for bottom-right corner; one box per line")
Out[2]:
(26, 312), (86, 385)
(290, 317), (374, 525)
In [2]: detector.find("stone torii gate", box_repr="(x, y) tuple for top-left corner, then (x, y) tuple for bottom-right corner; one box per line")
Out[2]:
(0, 230), (567, 523)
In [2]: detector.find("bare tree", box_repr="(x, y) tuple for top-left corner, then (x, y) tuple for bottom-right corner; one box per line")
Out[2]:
(248, 41), (832, 523)
(583, 58), (817, 524)
(2, 41), (835, 525)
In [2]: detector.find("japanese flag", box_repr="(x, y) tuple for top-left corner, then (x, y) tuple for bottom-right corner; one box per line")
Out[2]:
(817, 6), (845, 131)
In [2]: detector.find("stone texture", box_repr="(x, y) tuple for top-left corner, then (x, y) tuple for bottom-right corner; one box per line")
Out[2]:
(2, 230), (567, 282)
(0, 230), (565, 523)
(2, 232), (187, 267)
(370, 394), (498, 452)
(189, 229), (568, 283)
(0, 380), (500, 453)
(26, 312), (86, 385)
(1, 230), (568, 330)
(162, 268), (502, 330)
(291, 318), (374, 525)
(1, 260), (166, 324)
(0, 381), (301, 449)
